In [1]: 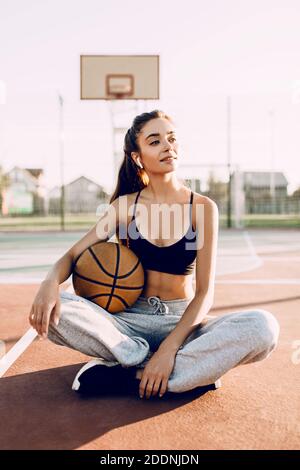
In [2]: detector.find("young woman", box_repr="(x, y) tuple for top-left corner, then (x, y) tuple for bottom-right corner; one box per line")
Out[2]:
(29, 110), (280, 400)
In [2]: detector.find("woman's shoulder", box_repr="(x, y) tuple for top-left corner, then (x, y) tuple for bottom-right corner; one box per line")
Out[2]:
(191, 192), (219, 230)
(192, 192), (218, 208)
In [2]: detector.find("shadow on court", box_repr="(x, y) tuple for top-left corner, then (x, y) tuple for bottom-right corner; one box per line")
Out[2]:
(0, 364), (216, 450)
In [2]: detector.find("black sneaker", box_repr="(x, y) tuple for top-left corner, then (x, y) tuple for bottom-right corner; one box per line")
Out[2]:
(162, 379), (222, 399)
(72, 359), (140, 396)
(145, 379), (222, 400)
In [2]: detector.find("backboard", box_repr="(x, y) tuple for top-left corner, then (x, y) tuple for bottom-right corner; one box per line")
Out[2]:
(80, 55), (159, 100)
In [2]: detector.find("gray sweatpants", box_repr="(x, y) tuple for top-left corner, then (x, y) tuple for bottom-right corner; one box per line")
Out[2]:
(48, 291), (280, 393)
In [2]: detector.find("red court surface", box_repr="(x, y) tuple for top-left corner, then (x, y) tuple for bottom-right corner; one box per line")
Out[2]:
(1, 229), (299, 449)
(1, 273), (299, 450)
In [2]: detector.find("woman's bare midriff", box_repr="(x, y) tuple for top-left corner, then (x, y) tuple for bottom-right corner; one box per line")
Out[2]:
(141, 269), (195, 301)
(121, 189), (197, 301)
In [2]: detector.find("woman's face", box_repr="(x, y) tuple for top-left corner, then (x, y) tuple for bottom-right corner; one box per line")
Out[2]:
(134, 118), (179, 172)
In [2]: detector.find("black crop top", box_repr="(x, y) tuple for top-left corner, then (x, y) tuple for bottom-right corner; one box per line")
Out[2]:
(125, 190), (197, 275)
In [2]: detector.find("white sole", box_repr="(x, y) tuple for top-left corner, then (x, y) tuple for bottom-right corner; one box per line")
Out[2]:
(214, 379), (222, 389)
(71, 358), (118, 391)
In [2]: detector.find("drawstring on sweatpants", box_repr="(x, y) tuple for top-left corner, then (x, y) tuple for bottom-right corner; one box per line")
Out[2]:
(147, 296), (169, 315)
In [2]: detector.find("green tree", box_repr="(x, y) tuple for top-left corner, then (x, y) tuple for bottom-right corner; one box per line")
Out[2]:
(0, 166), (10, 215)
(291, 187), (300, 199)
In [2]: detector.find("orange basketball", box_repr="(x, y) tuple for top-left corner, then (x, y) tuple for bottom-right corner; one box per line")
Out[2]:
(72, 241), (145, 313)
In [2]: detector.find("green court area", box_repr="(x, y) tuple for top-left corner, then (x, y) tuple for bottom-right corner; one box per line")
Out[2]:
(244, 214), (300, 228)
(0, 214), (98, 231)
(0, 213), (299, 231)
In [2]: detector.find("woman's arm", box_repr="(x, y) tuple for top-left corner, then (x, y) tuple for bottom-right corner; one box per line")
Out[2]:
(44, 197), (121, 285)
(29, 197), (121, 336)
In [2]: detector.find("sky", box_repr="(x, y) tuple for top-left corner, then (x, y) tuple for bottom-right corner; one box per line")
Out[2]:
(0, 0), (300, 194)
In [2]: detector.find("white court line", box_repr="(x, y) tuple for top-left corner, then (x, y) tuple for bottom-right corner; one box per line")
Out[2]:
(0, 327), (38, 378)
(259, 257), (300, 261)
(216, 279), (300, 285)
(218, 231), (263, 276)
(0, 278), (46, 284)
(243, 231), (263, 266)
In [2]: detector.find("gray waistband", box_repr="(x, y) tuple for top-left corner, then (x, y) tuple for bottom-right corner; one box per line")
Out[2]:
(60, 290), (193, 316)
(138, 295), (193, 304)
(127, 295), (193, 315)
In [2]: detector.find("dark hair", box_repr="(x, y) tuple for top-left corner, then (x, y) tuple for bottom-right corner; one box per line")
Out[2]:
(109, 109), (174, 204)
(109, 109), (175, 246)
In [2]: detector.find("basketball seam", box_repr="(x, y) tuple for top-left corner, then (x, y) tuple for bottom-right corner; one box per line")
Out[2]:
(73, 270), (144, 290)
(106, 243), (120, 311)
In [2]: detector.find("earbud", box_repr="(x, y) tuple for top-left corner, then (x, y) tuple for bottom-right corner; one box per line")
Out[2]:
(137, 157), (143, 169)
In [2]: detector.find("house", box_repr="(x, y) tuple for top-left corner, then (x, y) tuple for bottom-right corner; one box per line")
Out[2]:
(48, 176), (108, 214)
(231, 171), (289, 214)
(1, 166), (46, 215)
(183, 170), (289, 223)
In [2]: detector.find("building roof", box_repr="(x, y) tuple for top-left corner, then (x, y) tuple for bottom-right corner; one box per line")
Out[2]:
(242, 171), (288, 188)
(6, 166), (41, 187)
(25, 168), (44, 178)
(65, 175), (103, 189)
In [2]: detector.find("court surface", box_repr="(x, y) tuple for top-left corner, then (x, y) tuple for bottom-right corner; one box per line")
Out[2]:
(0, 228), (299, 449)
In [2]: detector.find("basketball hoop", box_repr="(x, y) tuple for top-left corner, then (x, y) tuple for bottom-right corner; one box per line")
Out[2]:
(106, 74), (134, 100)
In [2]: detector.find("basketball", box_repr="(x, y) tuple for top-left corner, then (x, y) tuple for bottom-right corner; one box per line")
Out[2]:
(72, 241), (145, 313)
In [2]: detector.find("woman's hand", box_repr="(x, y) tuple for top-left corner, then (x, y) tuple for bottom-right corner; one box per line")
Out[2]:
(139, 349), (176, 399)
(28, 279), (61, 338)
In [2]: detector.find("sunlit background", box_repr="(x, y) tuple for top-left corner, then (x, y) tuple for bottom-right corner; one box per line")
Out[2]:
(1, 0), (300, 229)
